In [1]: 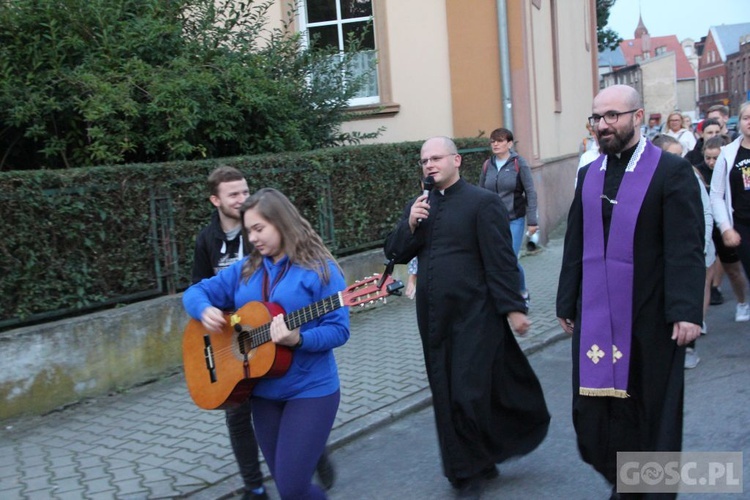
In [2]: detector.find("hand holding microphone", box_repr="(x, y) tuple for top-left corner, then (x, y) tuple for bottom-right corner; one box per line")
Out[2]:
(410, 176), (435, 231)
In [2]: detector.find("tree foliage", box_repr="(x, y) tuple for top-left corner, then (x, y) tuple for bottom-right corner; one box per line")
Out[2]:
(596, 0), (622, 52)
(0, 0), (377, 170)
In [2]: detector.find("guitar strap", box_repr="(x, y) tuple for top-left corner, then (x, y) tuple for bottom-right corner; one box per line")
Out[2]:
(261, 260), (292, 302)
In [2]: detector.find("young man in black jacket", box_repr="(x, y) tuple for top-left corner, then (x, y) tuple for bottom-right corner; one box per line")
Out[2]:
(191, 166), (335, 498)
(192, 166), (251, 282)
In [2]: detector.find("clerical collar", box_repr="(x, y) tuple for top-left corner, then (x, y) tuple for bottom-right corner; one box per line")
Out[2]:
(439, 178), (463, 196)
(601, 136), (646, 173)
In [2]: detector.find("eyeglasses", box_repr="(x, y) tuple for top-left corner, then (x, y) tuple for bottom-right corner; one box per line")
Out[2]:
(588, 109), (639, 127)
(417, 153), (456, 167)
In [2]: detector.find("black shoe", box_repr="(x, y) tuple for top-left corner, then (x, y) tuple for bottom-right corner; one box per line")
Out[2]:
(455, 476), (485, 499)
(480, 464), (498, 480)
(710, 286), (724, 305)
(241, 488), (268, 500)
(316, 451), (335, 490)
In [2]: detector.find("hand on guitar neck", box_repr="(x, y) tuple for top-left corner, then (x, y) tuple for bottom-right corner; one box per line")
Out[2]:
(269, 314), (302, 348)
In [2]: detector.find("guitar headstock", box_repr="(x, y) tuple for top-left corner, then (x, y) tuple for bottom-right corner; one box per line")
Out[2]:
(341, 274), (404, 308)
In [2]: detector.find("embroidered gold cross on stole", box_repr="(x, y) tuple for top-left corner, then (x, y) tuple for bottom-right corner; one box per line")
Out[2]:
(586, 344), (624, 364)
(582, 343), (629, 397)
(586, 344), (605, 364)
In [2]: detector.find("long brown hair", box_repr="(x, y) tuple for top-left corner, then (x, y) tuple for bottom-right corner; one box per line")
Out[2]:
(239, 188), (341, 283)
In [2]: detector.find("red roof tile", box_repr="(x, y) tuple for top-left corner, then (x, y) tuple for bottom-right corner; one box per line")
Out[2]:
(619, 35), (696, 80)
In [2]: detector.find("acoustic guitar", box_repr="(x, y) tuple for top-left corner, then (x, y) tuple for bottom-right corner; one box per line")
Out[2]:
(182, 274), (402, 410)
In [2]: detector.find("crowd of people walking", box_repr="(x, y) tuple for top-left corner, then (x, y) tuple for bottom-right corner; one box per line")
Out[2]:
(180, 85), (750, 499)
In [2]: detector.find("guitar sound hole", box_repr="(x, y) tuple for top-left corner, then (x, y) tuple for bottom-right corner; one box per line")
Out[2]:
(237, 330), (250, 355)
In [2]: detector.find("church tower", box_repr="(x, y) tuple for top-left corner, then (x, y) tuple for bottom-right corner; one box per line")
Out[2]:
(634, 14), (650, 53)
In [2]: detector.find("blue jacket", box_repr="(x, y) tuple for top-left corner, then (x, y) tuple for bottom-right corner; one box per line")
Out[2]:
(183, 255), (350, 400)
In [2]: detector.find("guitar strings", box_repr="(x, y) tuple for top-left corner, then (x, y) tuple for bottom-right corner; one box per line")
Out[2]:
(200, 295), (342, 363)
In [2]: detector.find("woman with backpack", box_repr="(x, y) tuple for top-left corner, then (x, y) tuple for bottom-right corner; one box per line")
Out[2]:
(478, 127), (538, 308)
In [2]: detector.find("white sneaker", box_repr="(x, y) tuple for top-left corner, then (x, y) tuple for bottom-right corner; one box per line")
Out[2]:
(684, 347), (700, 369)
(736, 303), (750, 322)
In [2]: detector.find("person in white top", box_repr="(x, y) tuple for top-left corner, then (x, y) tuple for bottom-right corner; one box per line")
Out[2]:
(709, 101), (750, 323)
(664, 111), (697, 157)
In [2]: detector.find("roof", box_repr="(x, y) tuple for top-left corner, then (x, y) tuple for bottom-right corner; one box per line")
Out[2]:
(598, 46), (627, 68)
(619, 35), (695, 80)
(710, 22), (750, 61)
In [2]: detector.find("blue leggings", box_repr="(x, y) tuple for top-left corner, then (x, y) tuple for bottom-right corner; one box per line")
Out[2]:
(252, 391), (340, 499)
(509, 217), (527, 292)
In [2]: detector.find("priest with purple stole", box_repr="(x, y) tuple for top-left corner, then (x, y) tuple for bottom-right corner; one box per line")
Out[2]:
(557, 85), (704, 498)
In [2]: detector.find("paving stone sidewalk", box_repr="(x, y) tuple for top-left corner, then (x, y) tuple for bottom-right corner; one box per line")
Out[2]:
(0, 236), (566, 500)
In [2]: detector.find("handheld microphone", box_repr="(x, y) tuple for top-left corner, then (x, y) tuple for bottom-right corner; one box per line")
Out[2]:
(422, 176), (435, 198)
(417, 176), (435, 225)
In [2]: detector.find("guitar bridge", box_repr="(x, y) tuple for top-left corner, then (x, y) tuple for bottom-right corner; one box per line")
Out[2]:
(203, 335), (217, 383)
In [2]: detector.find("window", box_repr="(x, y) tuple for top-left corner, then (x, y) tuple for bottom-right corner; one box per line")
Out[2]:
(298, 0), (379, 106)
(655, 46), (666, 56)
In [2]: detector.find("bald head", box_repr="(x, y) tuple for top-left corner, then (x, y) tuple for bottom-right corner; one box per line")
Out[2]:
(422, 136), (458, 155)
(594, 85), (643, 111)
(420, 136), (462, 190)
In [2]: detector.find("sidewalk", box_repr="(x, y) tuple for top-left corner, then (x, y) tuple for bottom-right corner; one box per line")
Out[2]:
(0, 236), (567, 500)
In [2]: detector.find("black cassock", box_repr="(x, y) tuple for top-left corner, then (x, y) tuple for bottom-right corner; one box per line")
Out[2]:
(384, 179), (550, 483)
(557, 146), (704, 491)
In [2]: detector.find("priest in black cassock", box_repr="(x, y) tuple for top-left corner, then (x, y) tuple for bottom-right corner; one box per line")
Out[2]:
(557, 85), (704, 499)
(384, 136), (550, 498)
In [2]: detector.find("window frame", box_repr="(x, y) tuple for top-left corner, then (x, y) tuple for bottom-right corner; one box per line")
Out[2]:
(297, 0), (381, 107)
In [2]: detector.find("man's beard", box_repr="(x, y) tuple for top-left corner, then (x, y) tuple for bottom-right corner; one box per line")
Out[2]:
(597, 124), (636, 155)
(219, 204), (240, 222)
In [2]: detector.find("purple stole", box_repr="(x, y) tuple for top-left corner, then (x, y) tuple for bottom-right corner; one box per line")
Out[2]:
(579, 139), (661, 398)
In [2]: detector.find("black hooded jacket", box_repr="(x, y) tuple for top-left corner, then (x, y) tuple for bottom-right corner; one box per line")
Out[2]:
(191, 211), (245, 283)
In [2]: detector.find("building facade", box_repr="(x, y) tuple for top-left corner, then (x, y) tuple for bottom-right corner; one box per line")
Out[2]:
(611, 16), (697, 119)
(268, 0), (600, 239)
(727, 34), (750, 115)
(698, 23), (750, 116)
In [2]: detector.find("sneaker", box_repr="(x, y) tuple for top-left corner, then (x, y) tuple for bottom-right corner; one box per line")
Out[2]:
(710, 286), (724, 305)
(522, 291), (531, 310)
(736, 303), (750, 322)
(684, 347), (700, 369)
(241, 488), (268, 500)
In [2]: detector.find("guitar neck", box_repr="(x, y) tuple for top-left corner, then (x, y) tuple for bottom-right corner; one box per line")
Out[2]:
(246, 293), (344, 349)
(286, 293), (344, 330)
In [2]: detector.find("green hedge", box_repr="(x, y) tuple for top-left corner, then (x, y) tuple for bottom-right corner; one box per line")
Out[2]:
(0, 139), (489, 328)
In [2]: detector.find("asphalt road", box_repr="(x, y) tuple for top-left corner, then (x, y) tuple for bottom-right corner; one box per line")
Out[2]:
(255, 295), (749, 499)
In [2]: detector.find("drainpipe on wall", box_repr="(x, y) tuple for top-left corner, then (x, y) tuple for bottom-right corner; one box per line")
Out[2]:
(496, 0), (513, 131)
